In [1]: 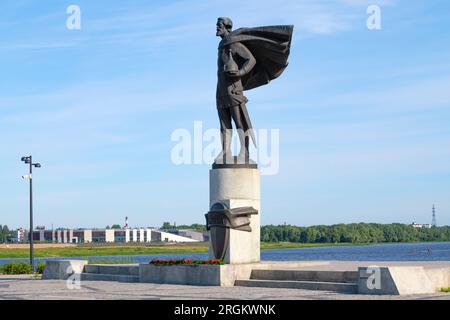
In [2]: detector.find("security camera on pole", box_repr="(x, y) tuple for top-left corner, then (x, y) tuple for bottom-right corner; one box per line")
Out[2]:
(21, 155), (41, 273)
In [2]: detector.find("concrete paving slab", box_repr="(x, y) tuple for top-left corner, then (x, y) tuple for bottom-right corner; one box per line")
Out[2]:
(0, 276), (449, 300)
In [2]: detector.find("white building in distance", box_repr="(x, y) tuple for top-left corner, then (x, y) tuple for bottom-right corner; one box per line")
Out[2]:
(25, 228), (201, 244)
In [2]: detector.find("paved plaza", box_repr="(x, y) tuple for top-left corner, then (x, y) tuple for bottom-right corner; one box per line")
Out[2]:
(1, 261), (449, 300)
(0, 275), (449, 300)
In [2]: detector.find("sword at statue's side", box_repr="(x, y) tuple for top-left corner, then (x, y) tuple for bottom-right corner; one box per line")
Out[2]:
(240, 103), (257, 148)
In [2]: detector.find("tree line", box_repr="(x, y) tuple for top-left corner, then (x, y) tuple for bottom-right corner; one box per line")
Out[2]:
(260, 223), (450, 244)
(0, 225), (15, 243)
(2, 222), (449, 244)
(161, 222), (207, 232)
(161, 221), (450, 244)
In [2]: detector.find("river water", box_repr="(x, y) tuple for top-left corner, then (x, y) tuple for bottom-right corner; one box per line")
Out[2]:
(1, 242), (449, 265)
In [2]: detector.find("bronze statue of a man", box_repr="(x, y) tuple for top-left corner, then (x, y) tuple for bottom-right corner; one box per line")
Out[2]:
(215, 17), (293, 166)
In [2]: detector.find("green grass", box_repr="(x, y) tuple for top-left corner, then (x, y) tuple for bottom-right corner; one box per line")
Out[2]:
(0, 242), (368, 259)
(441, 287), (450, 293)
(0, 244), (209, 259)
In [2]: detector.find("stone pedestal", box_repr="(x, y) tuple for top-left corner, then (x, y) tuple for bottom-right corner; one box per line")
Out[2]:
(209, 168), (260, 264)
(42, 260), (88, 280)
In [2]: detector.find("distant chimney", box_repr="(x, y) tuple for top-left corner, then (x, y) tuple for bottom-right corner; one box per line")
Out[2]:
(432, 205), (437, 227)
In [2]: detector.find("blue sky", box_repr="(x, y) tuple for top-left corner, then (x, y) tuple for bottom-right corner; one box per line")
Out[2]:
(1, 0), (449, 229)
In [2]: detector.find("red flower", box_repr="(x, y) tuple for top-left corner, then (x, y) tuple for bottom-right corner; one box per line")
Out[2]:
(150, 257), (222, 265)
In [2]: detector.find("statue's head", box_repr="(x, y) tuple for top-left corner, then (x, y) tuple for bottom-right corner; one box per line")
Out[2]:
(216, 17), (233, 37)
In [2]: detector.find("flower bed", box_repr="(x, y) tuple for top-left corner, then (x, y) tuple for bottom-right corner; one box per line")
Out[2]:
(149, 258), (224, 266)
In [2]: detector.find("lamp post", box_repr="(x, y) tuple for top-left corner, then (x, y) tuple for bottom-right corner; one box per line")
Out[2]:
(21, 156), (41, 273)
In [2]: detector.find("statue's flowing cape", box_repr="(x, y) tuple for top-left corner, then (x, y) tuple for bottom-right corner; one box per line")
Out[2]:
(221, 25), (294, 91)
(220, 25), (293, 147)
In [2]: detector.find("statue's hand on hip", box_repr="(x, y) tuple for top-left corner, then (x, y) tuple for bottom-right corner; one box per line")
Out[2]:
(225, 70), (242, 78)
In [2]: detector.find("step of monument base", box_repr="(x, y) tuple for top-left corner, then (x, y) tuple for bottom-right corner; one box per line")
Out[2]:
(80, 273), (139, 283)
(235, 279), (358, 293)
(84, 264), (139, 276)
(250, 270), (359, 283)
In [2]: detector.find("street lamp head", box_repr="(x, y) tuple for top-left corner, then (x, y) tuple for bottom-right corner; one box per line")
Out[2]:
(33, 163), (41, 168)
(21, 156), (31, 163)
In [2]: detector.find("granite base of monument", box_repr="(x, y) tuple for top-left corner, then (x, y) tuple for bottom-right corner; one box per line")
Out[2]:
(42, 260), (88, 280)
(139, 261), (328, 286)
(42, 260), (450, 294)
(208, 167), (260, 264)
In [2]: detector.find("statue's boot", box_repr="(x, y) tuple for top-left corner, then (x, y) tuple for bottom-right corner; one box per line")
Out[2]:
(215, 150), (233, 165)
(237, 148), (249, 164)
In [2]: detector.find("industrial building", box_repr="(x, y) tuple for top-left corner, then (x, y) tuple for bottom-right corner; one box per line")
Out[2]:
(25, 228), (203, 244)
(410, 223), (433, 229)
